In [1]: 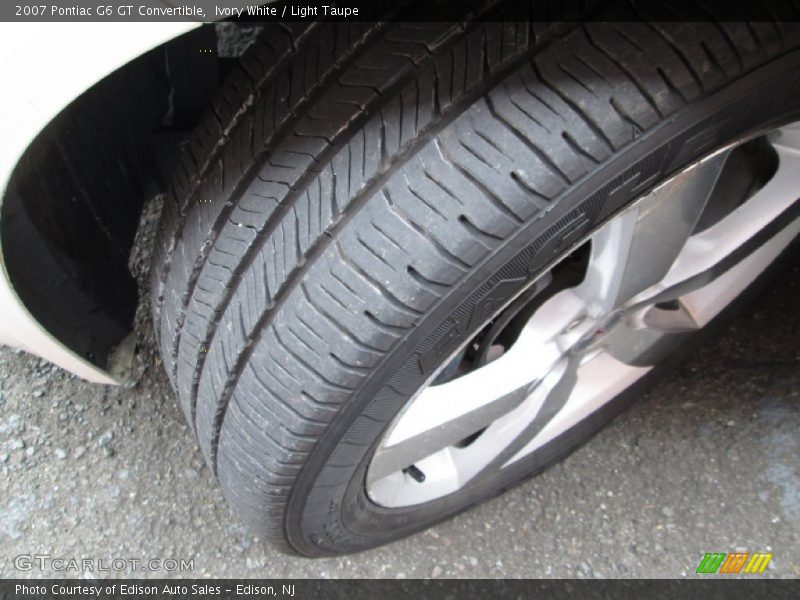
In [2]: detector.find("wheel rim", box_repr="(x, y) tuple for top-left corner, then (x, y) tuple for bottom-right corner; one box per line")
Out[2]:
(366, 122), (800, 508)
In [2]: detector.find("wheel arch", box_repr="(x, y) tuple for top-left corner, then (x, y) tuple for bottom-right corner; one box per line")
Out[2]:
(0, 23), (227, 380)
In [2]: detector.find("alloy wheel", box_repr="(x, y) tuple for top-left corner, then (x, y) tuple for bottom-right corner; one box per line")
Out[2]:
(367, 121), (800, 507)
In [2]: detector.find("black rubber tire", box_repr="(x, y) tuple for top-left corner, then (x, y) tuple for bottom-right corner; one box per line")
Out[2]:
(151, 5), (800, 556)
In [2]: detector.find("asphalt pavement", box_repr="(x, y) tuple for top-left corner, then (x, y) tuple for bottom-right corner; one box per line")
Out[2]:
(1, 254), (798, 579)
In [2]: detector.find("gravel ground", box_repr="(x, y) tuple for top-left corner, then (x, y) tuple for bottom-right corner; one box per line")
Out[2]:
(0, 210), (798, 578)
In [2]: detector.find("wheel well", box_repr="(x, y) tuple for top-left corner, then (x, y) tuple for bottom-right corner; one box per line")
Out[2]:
(0, 24), (238, 370)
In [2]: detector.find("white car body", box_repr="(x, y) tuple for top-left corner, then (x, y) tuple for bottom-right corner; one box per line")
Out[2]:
(0, 23), (194, 383)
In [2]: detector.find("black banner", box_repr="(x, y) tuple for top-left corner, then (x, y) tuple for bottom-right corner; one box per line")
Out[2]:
(1, 579), (799, 600)
(2, 0), (800, 22)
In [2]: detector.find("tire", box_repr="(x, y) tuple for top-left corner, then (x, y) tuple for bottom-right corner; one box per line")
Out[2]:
(151, 6), (800, 556)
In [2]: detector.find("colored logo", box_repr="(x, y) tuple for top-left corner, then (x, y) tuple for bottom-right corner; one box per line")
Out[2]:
(696, 552), (773, 574)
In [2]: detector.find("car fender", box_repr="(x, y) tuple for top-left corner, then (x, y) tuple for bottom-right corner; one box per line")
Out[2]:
(0, 23), (196, 383)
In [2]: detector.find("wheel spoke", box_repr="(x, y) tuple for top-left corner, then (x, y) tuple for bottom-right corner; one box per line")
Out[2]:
(627, 140), (800, 312)
(504, 351), (651, 465)
(466, 350), (582, 482)
(367, 287), (587, 485)
(577, 150), (730, 315)
(604, 210), (800, 368)
(603, 131), (800, 366)
(384, 351), (585, 496)
(367, 378), (533, 484)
